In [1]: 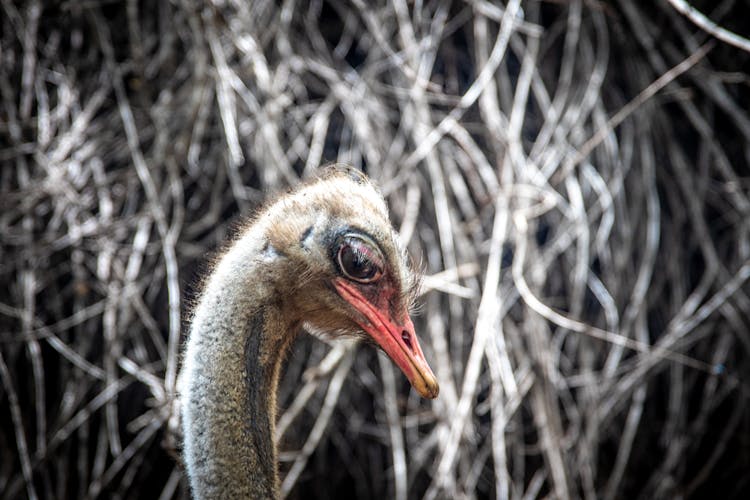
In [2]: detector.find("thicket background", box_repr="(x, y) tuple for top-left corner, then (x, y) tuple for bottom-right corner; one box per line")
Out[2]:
(2, 1), (750, 499)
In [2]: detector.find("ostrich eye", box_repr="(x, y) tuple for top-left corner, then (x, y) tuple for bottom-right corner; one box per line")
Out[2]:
(337, 235), (384, 283)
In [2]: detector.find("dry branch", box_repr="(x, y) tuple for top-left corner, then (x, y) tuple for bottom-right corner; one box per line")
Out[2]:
(1, 1), (749, 499)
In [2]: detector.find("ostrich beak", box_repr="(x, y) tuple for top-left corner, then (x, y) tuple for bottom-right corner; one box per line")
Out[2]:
(333, 279), (439, 399)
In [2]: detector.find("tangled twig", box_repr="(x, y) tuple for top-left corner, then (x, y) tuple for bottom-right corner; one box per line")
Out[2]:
(1, 1), (749, 499)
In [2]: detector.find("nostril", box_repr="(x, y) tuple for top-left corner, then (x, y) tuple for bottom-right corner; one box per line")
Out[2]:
(401, 330), (413, 351)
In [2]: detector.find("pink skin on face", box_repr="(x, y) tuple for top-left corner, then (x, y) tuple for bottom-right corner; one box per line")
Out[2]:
(333, 278), (439, 399)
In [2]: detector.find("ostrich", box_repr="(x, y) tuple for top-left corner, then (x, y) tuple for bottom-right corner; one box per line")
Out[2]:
(179, 170), (439, 499)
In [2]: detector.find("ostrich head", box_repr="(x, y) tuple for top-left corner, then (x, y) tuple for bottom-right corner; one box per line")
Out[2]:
(248, 170), (438, 398)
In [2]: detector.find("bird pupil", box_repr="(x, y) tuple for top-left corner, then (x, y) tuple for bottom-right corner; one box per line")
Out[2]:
(342, 245), (373, 279)
(337, 235), (383, 283)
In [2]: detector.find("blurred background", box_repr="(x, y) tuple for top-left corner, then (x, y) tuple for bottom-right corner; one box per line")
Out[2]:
(1, 1), (750, 499)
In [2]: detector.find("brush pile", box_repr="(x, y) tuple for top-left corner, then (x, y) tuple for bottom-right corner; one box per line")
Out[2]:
(1, 1), (749, 498)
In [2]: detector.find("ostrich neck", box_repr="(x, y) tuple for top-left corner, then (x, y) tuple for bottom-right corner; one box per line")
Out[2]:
(181, 235), (297, 499)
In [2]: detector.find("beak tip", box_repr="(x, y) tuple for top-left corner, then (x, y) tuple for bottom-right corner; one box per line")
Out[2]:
(415, 376), (439, 399)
